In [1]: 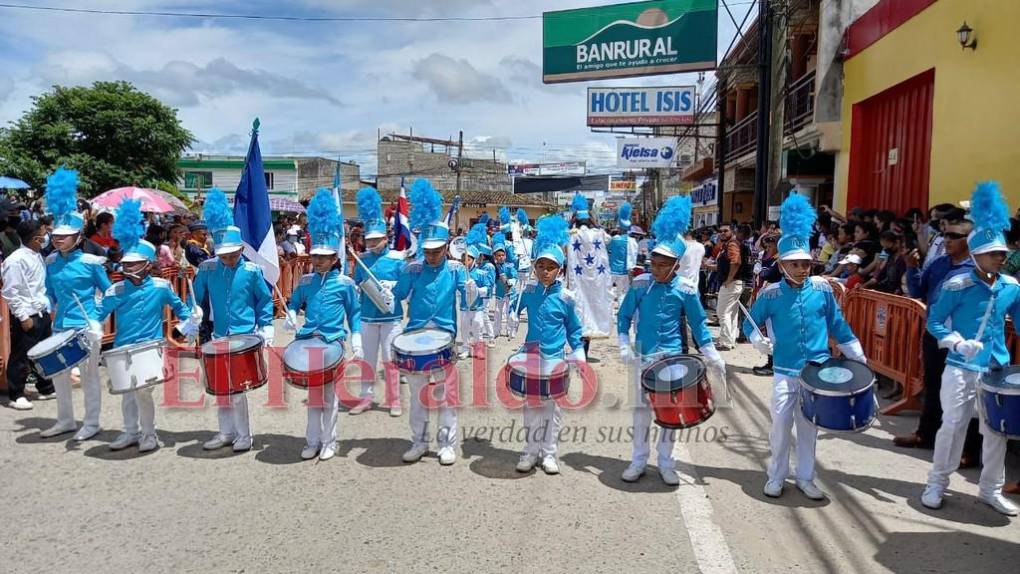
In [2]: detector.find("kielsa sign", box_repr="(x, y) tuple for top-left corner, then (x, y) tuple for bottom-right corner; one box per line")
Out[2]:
(542, 0), (717, 84)
(588, 86), (696, 126)
(617, 137), (677, 168)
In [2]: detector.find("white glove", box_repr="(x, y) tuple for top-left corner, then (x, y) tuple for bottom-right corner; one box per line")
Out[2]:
(938, 332), (964, 351)
(955, 339), (984, 359)
(507, 278), (517, 287)
(259, 325), (275, 346)
(568, 347), (586, 365)
(699, 344), (726, 380)
(284, 310), (298, 332)
(85, 320), (104, 344)
(838, 340), (867, 363)
(618, 333), (635, 364)
(190, 306), (204, 322)
(748, 330), (773, 356)
(178, 319), (199, 339)
(350, 333), (364, 359)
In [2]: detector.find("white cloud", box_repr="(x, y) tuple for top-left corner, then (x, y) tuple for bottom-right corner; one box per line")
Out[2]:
(411, 53), (511, 105)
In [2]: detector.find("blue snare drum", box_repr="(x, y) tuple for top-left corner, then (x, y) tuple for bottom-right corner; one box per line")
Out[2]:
(27, 329), (91, 378)
(391, 328), (455, 374)
(505, 350), (569, 399)
(980, 366), (1020, 439)
(799, 358), (877, 432)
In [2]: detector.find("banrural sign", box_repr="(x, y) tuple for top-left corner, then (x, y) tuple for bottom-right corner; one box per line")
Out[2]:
(588, 86), (696, 126)
(542, 0), (717, 83)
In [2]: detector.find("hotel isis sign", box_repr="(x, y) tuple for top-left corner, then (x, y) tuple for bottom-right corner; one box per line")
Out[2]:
(542, 0), (717, 83)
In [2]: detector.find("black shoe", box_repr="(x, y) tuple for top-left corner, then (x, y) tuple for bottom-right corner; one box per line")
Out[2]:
(752, 365), (774, 377)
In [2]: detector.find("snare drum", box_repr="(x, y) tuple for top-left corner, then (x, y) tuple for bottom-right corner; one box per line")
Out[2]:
(282, 337), (345, 389)
(980, 366), (1020, 439)
(28, 330), (91, 378)
(505, 350), (569, 399)
(799, 358), (877, 432)
(639, 354), (715, 429)
(392, 328), (455, 374)
(102, 339), (167, 394)
(200, 334), (268, 396)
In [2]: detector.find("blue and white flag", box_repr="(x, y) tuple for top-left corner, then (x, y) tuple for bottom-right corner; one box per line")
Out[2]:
(233, 118), (280, 284)
(331, 156), (347, 273)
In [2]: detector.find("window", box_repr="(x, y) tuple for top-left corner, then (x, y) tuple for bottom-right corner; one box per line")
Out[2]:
(264, 172), (275, 190)
(184, 171), (212, 190)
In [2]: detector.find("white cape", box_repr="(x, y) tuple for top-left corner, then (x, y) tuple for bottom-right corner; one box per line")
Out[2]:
(566, 226), (614, 338)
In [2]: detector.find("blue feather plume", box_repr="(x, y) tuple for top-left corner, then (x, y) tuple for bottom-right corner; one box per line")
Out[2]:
(618, 201), (632, 222)
(112, 198), (144, 253)
(466, 223), (488, 247)
(571, 192), (588, 214)
(516, 208), (529, 226)
(357, 187), (382, 223)
(45, 166), (78, 219)
(970, 181), (1010, 233)
(203, 187), (233, 231)
(408, 178), (441, 231)
(479, 213), (489, 226)
(779, 192), (816, 243)
(307, 188), (340, 238)
(651, 195), (691, 243)
(533, 214), (569, 255)
(499, 206), (511, 225)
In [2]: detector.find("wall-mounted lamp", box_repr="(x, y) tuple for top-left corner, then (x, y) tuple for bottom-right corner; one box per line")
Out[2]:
(957, 21), (977, 50)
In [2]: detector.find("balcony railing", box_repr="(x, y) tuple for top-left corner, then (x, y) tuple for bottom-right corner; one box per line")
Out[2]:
(722, 70), (817, 163)
(724, 112), (758, 162)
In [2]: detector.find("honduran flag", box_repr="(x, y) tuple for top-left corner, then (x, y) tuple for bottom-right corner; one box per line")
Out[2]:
(233, 118), (279, 284)
(390, 177), (412, 251)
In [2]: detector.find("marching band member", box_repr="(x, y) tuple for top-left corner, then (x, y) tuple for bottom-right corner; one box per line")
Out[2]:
(350, 187), (405, 417)
(617, 195), (725, 485)
(566, 192), (613, 359)
(391, 179), (475, 466)
(285, 189), (362, 461)
(192, 188), (275, 453)
(458, 224), (493, 359)
(508, 215), (585, 475)
(92, 199), (200, 452)
(742, 193), (866, 500)
(608, 201), (638, 303)
(477, 241), (497, 348)
(491, 235), (518, 338)
(40, 167), (109, 440)
(921, 182), (1019, 517)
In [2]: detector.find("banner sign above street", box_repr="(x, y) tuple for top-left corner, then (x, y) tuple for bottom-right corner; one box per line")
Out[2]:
(588, 86), (696, 126)
(542, 0), (717, 83)
(616, 137), (678, 168)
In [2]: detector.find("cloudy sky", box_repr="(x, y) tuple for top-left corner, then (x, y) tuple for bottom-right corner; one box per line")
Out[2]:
(0, 0), (750, 177)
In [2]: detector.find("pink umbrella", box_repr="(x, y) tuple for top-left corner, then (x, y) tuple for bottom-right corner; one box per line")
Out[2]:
(92, 186), (176, 213)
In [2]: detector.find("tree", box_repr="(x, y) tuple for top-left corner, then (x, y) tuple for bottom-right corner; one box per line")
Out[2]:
(0, 81), (193, 196)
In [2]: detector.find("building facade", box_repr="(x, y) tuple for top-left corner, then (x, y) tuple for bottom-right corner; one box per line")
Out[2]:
(177, 156), (360, 202)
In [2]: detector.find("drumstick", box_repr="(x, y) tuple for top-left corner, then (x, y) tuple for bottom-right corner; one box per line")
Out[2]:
(737, 300), (766, 341)
(70, 292), (91, 325)
(975, 294), (996, 343)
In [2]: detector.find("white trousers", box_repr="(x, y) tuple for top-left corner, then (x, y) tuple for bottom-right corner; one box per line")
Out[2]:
(481, 298), (495, 340)
(767, 374), (817, 482)
(630, 360), (676, 470)
(716, 280), (744, 347)
(360, 321), (402, 406)
(121, 387), (156, 438)
(216, 393), (251, 441)
(458, 310), (485, 353)
(612, 274), (630, 303)
(493, 296), (512, 338)
(407, 372), (457, 449)
(926, 366), (1008, 495)
(52, 335), (102, 430)
(306, 382), (339, 449)
(523, 399), (561, 457)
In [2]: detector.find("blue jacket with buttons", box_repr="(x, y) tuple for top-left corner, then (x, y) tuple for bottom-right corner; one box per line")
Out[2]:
(608, 235), (637, 275)
(353, 247), (406, 324)
(46, 250), (112, 331)
(393, 258), (468, 336)
(480, 261), (496, 300)
(192, 258), (274, 338)
(289, 269), (361, 344)
(618, 273), (712, 355)
(926, 270), (1020, 373)
(742, 276), (859, 377)
(92, 276), (191, 347)
(513, 279), (583, 358)
(493, 260), (518, 299)
(460, 265), (492, 312)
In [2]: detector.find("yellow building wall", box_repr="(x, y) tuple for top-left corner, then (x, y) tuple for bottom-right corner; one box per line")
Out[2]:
(836, 0), (1020, 212)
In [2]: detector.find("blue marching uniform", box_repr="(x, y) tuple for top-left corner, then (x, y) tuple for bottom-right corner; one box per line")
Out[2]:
(459, 264), (493, 354)
(352, 248), (406, 407)
(492, 259), (518, 338)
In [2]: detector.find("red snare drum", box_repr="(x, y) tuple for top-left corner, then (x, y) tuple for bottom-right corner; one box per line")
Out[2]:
(640, 354), (715, 429)
(200, 335), (268, 396)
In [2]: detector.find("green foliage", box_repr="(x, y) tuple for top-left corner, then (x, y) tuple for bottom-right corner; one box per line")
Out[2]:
(0, 81), (193, 196)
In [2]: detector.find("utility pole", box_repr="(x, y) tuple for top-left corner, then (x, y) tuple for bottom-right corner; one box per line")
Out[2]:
(767, 3), (789, 213)
(752, 0), (773, 226)
(716, 77), (727, 227)
(455, 130), (463, 231)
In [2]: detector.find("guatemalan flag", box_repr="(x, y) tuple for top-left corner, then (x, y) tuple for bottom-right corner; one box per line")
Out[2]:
(390, 177), (412, 251)
(233, 118), (280, 284)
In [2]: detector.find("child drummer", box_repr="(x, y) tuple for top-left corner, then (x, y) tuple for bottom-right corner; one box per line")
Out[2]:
(459, 224), (493, 359)
(507, 215), (585, 475)
(921, 182), (1019, 517)
(285, 189), (362, 462)
(92, 198), (201, 452)
(742, 193), (866, 500)
(192, 188), (275, 453)
(390, 179), (476, 466)
(616, 195), (726, 486)
(491, 235), (518, 338)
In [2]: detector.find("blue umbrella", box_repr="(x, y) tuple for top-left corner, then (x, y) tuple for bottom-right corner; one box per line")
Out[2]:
(0, 176), (30, 189)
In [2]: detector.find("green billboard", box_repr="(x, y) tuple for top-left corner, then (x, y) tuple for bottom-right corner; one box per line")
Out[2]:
(543, 0), (717, 84)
